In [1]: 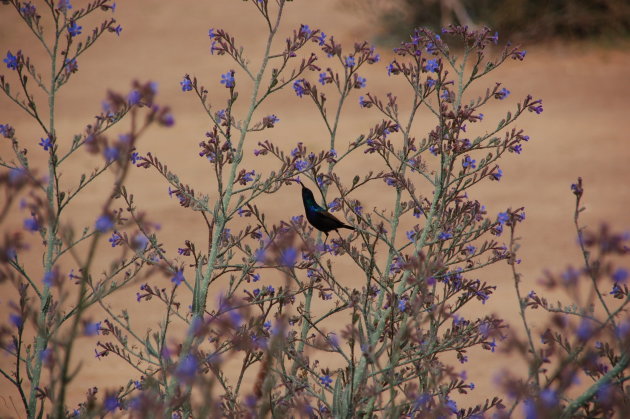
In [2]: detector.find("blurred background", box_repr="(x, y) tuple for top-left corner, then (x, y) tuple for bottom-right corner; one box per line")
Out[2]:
(1, 0), (629, 414)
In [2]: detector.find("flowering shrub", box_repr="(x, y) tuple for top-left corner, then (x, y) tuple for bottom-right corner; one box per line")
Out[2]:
(0, 0), (628, 418)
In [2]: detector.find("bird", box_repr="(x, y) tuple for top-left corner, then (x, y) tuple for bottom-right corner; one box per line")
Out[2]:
(299, 181), (355, 239)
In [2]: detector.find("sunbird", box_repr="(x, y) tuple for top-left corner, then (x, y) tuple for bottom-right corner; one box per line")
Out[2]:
(299, 181), (355, 239)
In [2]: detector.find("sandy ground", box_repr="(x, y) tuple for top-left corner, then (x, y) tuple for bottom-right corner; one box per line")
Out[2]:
(1, 0), (629, 416)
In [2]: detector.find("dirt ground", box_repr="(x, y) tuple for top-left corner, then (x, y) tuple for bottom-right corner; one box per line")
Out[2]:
(1, 0), (629, 416)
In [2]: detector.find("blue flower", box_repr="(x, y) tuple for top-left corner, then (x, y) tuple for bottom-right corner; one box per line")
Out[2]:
(84, 321), (101, 336)
(462, 156), (476, 169)
(345, 56), (355, 68)
(512, 144), (523, 154)
(3, 51), (18, 70)
(281, 247), (297, 266)
(438, 231), (452, 240)
(387, 62), (395, 76)
(39, 137), (53, 151)
(242, 170), (255, 183)
(294, 159), (308, 171)
(356, 76), (366, 88)
(64, 58), (78, 73)
(359, 96), (370, 108)
(497, 212), (509, 225)
(68, 21), (82, 37)
(299, 24), (312, 36)
(175, 355), (198, 383)
(113, 24), (122, 36)
(252, 273), (260, 282)
(220, 71), (235, 88)
(496, 87), (510, 100)
(490, 167), (503, 181)
(406, 230), (415, 242)
(20, 2), (36, 17)
(172, 269), (185, 286)
(208, 28), (216, 39)
(57, 0), (72, 10)
(316, 32), (326, 46)
(398, 299), (406, 312)
(489, 31), (499, 44)
(130, 152), (140, 164)
(9, 313), (23, 329)
(104, 146), (119, 162)
(613, 268), (628, 283)
(0, 123), (12, 137)
(24, 217), (39, 232)
(318, 72), (327, 85)
(103, 395), (119, 412)
(180, 77), (192, 92)
(320, 375), (333, 387)
(109, 232), (121, 247)
(128, 90), (141, 105)
(425, 59), (439, 72)
(293, 79), (306, 97)
(95, 215), (114, 232)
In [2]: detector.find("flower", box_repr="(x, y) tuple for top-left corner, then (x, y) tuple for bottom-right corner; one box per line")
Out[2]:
(64, 58), (78, 73)
(104, 146), (119, 161)
(57, 0), (72, 10)
(359, 96), (370, 108)
(108, 232), (121, 247)
(294, 159), (308, 171)
(128, 89), (141, 105)
(281, 247), (298, 266)
(320, 375), (333, 387)
(425, 59), (439, 72)
(497, 212), (509, 225)
(490, 167), (503, 181)
(356, 76), (367, 88)
(612, 268), (628, 283)
(95, 215), (114, 232)
(180, 77), (192, 92)
(84, 321), (101, 336)
(113, 24), (122, 36)
(3, 51), (18, 70)
(438, 231), (452, 240)
(496, 87), (510, 100)
(345, 56), (355, 67)
(462, 155), (476, 169)
(24, 217), (39, 232)
(68, 21), (82, 37)
(220, 71), (235, 88)
(316, 32), (326, 45)
(172, 269), (185, 286)
(103, 395), (119, 412)
(208, 28), (216, 39)
(293, 79), (306, 97)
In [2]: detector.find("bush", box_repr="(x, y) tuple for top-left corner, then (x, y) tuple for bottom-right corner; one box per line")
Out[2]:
(0, 0), (628, 417)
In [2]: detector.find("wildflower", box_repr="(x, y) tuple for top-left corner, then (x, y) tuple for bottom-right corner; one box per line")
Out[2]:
(208, 28), (216, 39)
(109, 232), (122, 247)
(10, 313), (23, 329)
(104, 146), (119, 161)
(68, 21), (82, 37)
(130, 152), (140, 164)
(128, 90), (141, 105)
(3, 51), (18, 70)
(438, 231), (452, 240)
(318, 72), (327, 85)
(316, 32), (326, 45)
(180, 77), (192, 92)
(23, 217), (39, 232)
(345, 56), (355, 67)
(497, 212), (509, 225)
(425, 59), (439, 72)
(113, 25), (122, 36)
(171, 269), (185, 286)
(496, 87), (510, 100)
(175, 355), (198, 384)
(95, 215), (114, 232)
(320, 375), (333, 387)
(293, 79), (307, 97)
(64, 58), (78, 73)
(103, 395), (119, 412)
(84, 321), (101, 336)
(294, 159), (308, 171)
(462, 155), (476, 169)
(490, 167), (503, 181)
(356, 76), (367, 88)
(612, 268), (628, 283)
(281, 247), (298, 266)
(359, 96), (370, 108)
(220, 71), (235, 88)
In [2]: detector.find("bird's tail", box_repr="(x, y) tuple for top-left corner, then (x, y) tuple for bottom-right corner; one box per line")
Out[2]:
(340, 224), (355, 231)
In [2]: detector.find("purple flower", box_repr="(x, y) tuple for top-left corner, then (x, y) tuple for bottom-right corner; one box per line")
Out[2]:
(208, 28), (216, 39)
(320, 375), (333, 387)
(113, 24), (122, 36)
(328, 199), (341, 212)
(220, 71), (235, 88)
(398, 299), (407, 312)
(359, 96), (370, 108)
(68, 21), (82, 37)
(172, 269), (185, 286)
(577, 319), (593, 341)
(387, 62), (395, 76)
(103, 395), (119, 412)
(175, 355), (198, 383)
(64, 58), (78, 73)
(281, 247), (298, 267)
(24, 217), (39, 232)
(345, 56), (355, 68)
(39, 136), (53, 151)
(316, 32), (326, 45)
(425, 59), (439, 72)
(180, 77), (192, 92)
(294, 159), (308, 171)
(3, 51), (18, 70)
(438, 231), (452, 240)
(0, 123), (13, 137)
(10, 313), (23, 329)
(497, 212), (509, 225)
(512, 144), (523, 154)
(496, 87), (510, 100)
(252, 273), (260, 282)
(104, 146), (119, 162)
(490, 167), (503, 181)
(356, 76), (367, 88)
(293, 79), (306, 97)
(95, 215), (114, 232)
(57, 0), (72, 10)
(612, 268), (628, 283)
(318, 72), (327, 85)
(299, 24), (312, 36)
(242, 170), (255, 183)
(128, 90), (141, 105)
(130, 152), (140, 164)
(108, 232), (121, 247)
(489, 31), (499, 44)
(84, 321), (101, 336)
(462, 155), (476, 169)
(20, 2), (37, 17)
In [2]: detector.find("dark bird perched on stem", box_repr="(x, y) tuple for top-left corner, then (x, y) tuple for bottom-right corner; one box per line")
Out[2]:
(299, 181), (355, 239)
